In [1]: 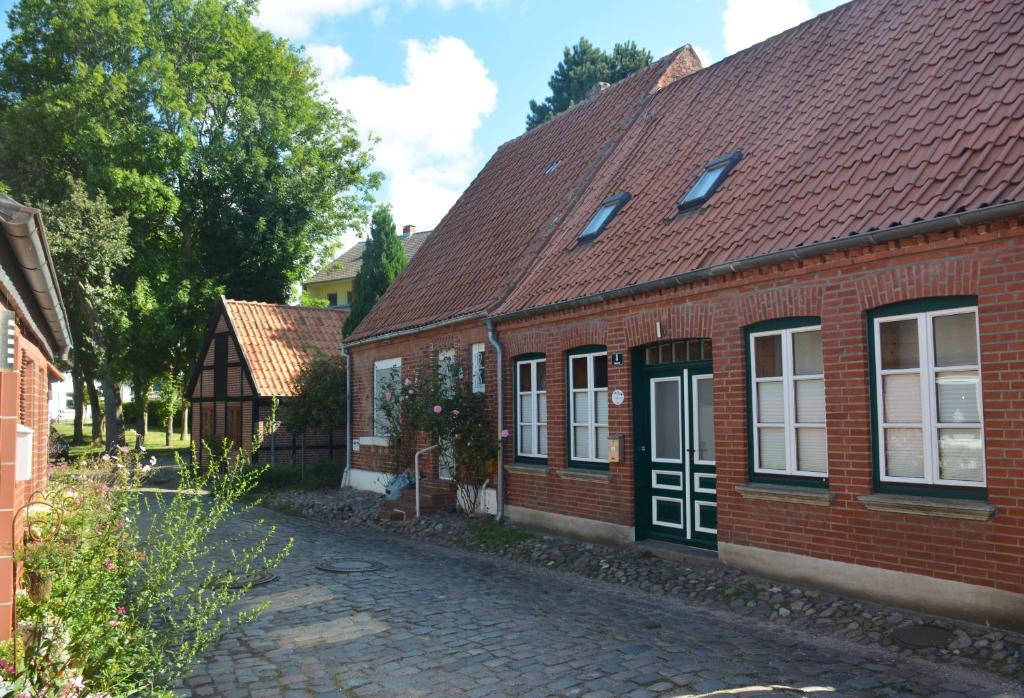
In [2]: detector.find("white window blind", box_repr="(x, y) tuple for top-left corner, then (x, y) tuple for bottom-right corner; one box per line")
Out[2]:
(750, 326), (826, 476)
(874, 307), (984, 486)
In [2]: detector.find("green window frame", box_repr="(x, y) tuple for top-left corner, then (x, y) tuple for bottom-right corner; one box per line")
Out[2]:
(867, 296), (986, 498)
(567, 345), (609, 470)
(514, 354), (547, 464)
(745, 318), (827, 487)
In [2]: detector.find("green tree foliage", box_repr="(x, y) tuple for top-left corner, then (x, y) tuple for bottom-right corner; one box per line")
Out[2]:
(526, 38), (653, 130)
(343, 205), (407, 336)
(0, 0), (380, 442)
(281, 351), (346, 479)
(298, 291), (330, 308)
(42, 179), (133, 448)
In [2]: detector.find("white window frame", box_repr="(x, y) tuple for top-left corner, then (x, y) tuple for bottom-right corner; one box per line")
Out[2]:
(749, 325), (826, 477)
(471, 343), (486, 394)
(649, 376), (683, 464)
(692, 373), (715, 466)
(569, 350), (609, 465)
(873, 306), (985, 487)
(516, 357), (547, 459)
(372, 357), (401, 438)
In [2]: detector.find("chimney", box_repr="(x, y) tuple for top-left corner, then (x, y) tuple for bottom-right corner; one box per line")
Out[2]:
(651, 44), (704, 94)
(585, 81), (611, 99)
(402, 224), (415, 237)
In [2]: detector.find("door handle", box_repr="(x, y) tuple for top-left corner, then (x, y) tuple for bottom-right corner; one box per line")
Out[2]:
(640, 446), (646, 452)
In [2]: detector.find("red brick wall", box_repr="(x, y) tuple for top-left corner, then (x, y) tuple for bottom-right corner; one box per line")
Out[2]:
(351, 216), (1024, 596)
(0, 295), (57, 639)
(493, 217), (1024, 597)
(349, 323), (494, 480)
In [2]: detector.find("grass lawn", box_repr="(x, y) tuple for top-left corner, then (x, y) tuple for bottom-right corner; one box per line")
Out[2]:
(53, 421), (190, 464)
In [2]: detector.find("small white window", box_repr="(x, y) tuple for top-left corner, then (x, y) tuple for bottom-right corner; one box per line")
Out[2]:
(678, 151), (742, 211)
(578, 193), (630, 240)
(373, 357), (401, 437)
(471, 343), (485, 394)
(750, 325), (826, 476)
(569, 351), (609, 465)
(516, 358), (547, 459)
(873, 306), (984, 486)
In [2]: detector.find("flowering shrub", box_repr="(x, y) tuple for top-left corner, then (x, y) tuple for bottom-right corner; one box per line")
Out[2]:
(2, 421), (292, 697)
(381, 351), (499, 514)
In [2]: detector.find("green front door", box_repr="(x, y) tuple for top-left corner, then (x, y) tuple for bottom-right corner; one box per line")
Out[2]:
(634, 345), (717, 549)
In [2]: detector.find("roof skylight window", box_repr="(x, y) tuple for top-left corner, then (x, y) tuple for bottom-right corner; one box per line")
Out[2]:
(544, 160), (563, 175)
(678, 151), (742, 211)
(579, 193), (630, 241)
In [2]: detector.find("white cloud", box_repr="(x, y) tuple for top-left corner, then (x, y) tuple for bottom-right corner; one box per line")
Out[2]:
(306, 44), (353, 78)
(256, 0), (378, 40)
(314, 36), (498, 231)
(691, 44), (714, 67)
(256, 0), (504, 40)
(722, 0), (813, 55)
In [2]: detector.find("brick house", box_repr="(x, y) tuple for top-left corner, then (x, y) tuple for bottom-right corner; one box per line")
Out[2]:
(343, 0), (1024, 629)
(187, 298), (348, 469)
(0, 194), (72, 639)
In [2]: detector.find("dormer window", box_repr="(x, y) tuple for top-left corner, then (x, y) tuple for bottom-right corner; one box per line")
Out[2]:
(678, 151), (742, 211)
(544, 160), (563, 175)
(579, 193), (631, 241)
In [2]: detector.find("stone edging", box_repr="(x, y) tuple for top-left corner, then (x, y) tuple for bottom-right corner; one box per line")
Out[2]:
(735, 482), (835, 506)
(858, 493), (996, 520)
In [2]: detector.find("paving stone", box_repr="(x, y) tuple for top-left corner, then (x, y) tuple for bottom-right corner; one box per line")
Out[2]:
(180, 503), (1022, 697)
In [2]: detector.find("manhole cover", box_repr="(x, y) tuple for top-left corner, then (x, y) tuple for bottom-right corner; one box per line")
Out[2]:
(227, 571), (278, 590)
(315, 559), (383, 574)
(891, 624), (955, 648)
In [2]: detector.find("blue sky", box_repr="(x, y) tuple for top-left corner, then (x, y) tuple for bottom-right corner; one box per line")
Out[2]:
(0, 0), (847, 248)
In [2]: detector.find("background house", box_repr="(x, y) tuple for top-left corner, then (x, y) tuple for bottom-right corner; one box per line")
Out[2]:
(0, 194), (72, 640)
(303, 226), (431, 308)
(187, 298), (348, 469)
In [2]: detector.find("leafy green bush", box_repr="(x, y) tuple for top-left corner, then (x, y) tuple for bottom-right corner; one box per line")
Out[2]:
(254, 459), (341, 492)
(3, 420), (292, 696)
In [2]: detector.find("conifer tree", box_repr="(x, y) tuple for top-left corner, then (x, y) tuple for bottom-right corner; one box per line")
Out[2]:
(343, 206), (407, 336)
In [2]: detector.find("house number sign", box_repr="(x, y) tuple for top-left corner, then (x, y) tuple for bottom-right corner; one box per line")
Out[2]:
(611, 389), (625, 406)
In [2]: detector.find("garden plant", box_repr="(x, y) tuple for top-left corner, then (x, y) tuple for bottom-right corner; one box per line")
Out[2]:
(2, 419), (292, 697)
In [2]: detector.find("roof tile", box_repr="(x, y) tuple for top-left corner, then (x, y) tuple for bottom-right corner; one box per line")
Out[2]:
(223, 299), (348, 397)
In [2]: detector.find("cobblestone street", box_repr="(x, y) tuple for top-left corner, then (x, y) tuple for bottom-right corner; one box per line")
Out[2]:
(186, 507), (1022, 697)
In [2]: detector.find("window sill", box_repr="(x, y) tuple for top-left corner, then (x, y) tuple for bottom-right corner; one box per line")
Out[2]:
(736, 482), (834, 507)
(556, 468), (612, 483)
(358, 436), (389, 447)
(858, 493), (995, 521)
(507, 462), (549, 476)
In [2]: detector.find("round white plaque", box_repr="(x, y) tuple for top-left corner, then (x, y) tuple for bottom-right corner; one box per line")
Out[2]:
(611, 389), (625, 406)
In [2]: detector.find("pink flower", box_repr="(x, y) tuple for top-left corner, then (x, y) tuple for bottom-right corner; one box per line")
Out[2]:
(101, 453), (110, 462)
(433, 405), (443, 414)
(117, 605), (126, 615)
(500, 429), (510, 439)
(404, 378), (412, 386)
(149, 456), (156, 466)
(384, 391), (392, 400)
(104, 559), (116, 572)
(452, 409), (460, 417)
(100, 484), (110, 495)
(72, 676), (85, 690)
(108, 619), (120, 627)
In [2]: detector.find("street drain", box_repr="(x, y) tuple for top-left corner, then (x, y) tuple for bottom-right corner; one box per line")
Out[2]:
(315, 559), (383, 574)
(891, 624), (955, 649)
(227, 571), (278, 590)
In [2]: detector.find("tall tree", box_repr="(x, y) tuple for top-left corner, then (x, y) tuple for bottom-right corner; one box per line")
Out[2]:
(0, 0), (379, 444)
(42, 179), (133, 449)
(343, 206), (407, 336)
(526, 38), (653, 130)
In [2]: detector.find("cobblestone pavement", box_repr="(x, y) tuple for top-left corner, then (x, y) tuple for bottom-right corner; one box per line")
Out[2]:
(185, 507), (1022, 697)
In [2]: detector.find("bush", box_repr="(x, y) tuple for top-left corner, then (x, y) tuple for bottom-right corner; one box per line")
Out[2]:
(4, 418), (292, 696)
(254, 459), (340, 492)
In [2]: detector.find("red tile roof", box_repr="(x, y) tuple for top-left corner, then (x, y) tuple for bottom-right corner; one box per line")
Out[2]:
(497, 0), (1024, 314)
(224, 299), (347, 397)
(347, 0), (1024, 342)
(344, 47), (704, 342)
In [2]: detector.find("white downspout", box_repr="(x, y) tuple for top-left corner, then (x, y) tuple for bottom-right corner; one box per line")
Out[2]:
(486, 318), (505, 522)
(341, 346), (352, 488)
(414, 444), (439, 519)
